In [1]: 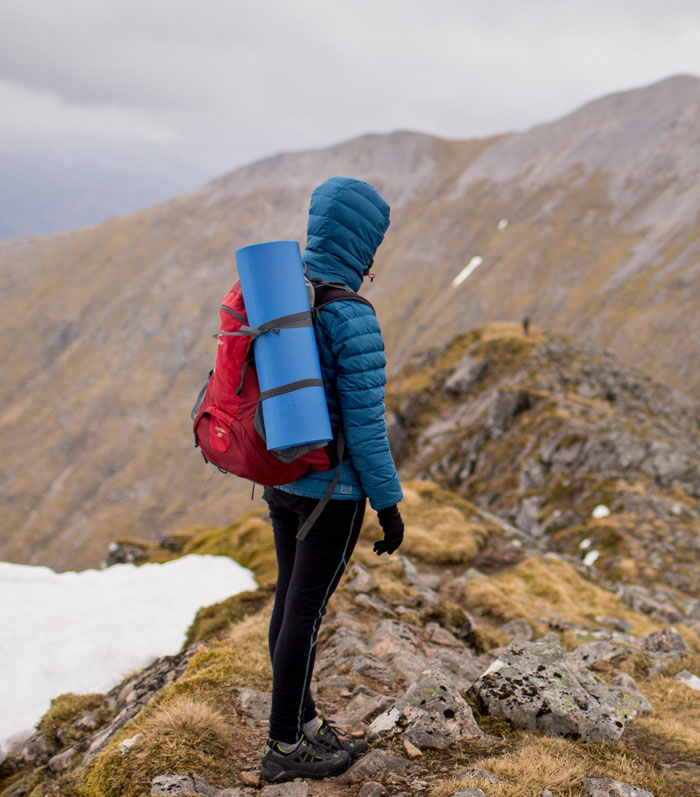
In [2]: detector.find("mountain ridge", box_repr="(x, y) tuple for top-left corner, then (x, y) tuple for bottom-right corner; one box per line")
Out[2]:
(1, 74), (699, 570)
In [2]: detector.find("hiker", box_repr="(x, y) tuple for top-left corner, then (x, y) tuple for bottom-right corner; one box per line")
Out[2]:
(260, 177), (404, 782)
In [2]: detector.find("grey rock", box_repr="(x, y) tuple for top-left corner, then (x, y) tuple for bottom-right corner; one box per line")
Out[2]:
(639, 627), (688, 659)
(354, 593), (395, 615)
(498, 619), (534, 641)
(675, 669), (700, 691)
(450, 790), (486, 797)
(358, 782), (388, 797)
(350, 655), (396, 684)
(150, 774), (199, 796)
(193, 776), (229, 797)
(469, 638), (644, 742)
(331, 691), (393, 728)
(72, 711), (99, 732)
(260, 783), (309, 797)
(488, 389), (530, 433)
(423, 647), (486, 692)
(426, 622), (463, 648)
(445, 354), (489, 394)
(47, 745), (80, 773)
(595, 617), (632, 633)
(609, 674), (653, 714)
(345, 563), (378, 593)
(541, 791), (555, 797)
(581, 777), (654, 796)
(567, 641), (626, 671)
(369, 663), (483, 749)
(369, 620), (420, 658)
(21, 734), (56, 766)
(339, 750), (410, 783)
(515, 495), (543, 536)
(398, 556), (420, 586)
(317, 674), (352, 694)
(80, 645), (197, 765)
(232, 687), (272, 722)
(455, 768), (504, 783)
(386, 650), (428, 680)
(104, 541), (146, 567)
(118, 733), (144, 755)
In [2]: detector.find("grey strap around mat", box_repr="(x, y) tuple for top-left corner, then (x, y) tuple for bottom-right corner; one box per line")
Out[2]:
(296, 430), (346, 541)
(260, 378), (323, 401)
(258, 310), (313, 332)
(226, 310), (313, 339)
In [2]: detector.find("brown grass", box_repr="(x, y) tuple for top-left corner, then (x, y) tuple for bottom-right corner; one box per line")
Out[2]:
(361, 480), (488, 565)
(82, 698), (237, 797)
(461, 555), (662, 639)
(430, 733), (669, 796)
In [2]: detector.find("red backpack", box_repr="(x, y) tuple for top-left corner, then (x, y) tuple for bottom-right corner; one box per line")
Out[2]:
(191, 279), (373, 489)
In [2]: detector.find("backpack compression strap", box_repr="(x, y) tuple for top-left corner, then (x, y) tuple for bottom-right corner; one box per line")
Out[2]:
(296, 428), (346, 541)
(216, 305), (322, 395)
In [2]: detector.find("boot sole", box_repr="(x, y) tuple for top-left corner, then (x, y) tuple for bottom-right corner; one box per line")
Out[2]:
(260, 756), (351, 782)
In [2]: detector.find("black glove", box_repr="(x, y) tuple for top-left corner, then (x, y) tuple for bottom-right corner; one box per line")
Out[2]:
(374, 505), (404, 555)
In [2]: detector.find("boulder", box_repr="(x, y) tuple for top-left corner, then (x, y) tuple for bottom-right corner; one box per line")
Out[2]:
(339, 750), (410, 784)
(368, 663), (483, 748)
(469, 638), (649, 742)
(639, 627), (688, 659)
(581, 778), (654, 796)
(675, 669), (700, 692)
(567, 641), (626, 671)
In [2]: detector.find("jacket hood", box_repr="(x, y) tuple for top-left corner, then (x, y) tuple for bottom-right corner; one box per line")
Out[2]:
(302, 177), (390, 292)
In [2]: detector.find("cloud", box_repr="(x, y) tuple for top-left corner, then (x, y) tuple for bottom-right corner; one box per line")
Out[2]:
(1, 0), (699, 174)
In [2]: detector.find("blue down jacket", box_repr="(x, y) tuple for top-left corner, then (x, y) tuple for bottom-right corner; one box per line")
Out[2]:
(277, 177), (403, 511)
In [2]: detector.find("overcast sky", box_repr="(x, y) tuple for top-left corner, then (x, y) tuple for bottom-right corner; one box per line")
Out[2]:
(1, 0), (700, 177)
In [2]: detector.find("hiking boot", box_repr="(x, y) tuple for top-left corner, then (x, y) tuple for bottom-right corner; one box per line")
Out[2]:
(260, 736), (351, 782)
(306, 719), (369, 759)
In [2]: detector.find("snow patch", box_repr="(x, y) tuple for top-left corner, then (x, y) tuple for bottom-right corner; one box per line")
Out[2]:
(583, 550), (600, 567)
(452, 256), (483, 287)
(0, 555), (256, 757)
(497, 218), (509, 230)
(592, 504), (611, 518)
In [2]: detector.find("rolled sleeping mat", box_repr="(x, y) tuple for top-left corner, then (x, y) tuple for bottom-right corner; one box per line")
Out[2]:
(235, 240), (332, 451)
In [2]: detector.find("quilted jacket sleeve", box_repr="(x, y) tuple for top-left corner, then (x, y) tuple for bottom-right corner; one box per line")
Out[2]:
(318, 301), (403, 511)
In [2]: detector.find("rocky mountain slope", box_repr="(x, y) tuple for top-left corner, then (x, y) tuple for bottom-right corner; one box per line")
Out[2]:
(389, 324), (700, 604)
(2, 473), (699, 796)
(3, 326), (700, 795)
(1, 75), (699, 569)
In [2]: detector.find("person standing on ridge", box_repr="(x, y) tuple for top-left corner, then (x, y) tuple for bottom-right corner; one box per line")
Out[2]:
(259, 176), (404, 783)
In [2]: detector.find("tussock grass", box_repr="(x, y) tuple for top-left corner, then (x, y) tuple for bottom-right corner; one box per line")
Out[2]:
(178, 610), (272, 696)
(81, 608), (272, 797)
(430, 734), (669, 797)
(83, 698), (236, 797)
(184, 584), (274, 646)
(634, 674), (700, 758)
(461, 555), (662, 639)
(37, 693), (110, 747)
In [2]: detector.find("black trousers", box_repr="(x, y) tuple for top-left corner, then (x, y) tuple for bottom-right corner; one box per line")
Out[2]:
(264, 487), (365, 743)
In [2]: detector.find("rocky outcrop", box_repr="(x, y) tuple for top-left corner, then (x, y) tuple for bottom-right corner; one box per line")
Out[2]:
(469, 638), (653, 742)
(391, 332), (700, 600)
(12, 646), (199, 776)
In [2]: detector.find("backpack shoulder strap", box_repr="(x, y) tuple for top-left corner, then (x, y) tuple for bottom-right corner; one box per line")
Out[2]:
(312, 280), (375, 313)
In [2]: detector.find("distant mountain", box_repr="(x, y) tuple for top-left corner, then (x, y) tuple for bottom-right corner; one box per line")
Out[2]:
(0, 139), (211, 238)
(1, 74), (699, 570)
